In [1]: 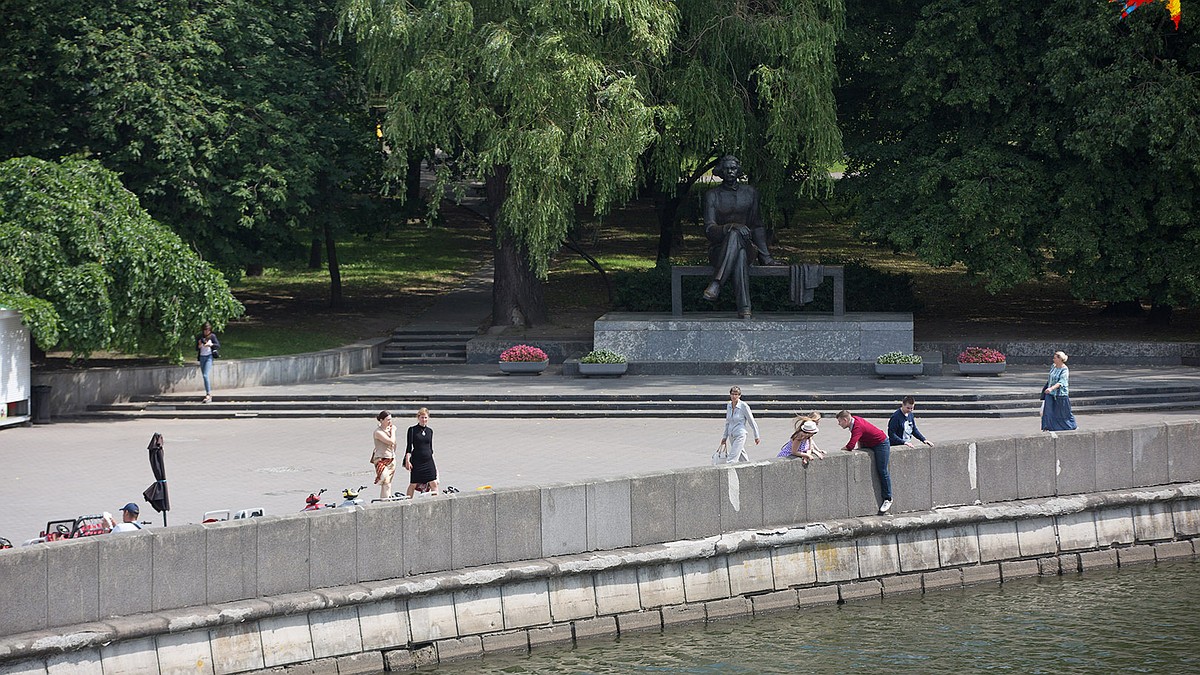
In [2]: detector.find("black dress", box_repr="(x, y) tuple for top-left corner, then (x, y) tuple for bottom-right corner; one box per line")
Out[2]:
(406, 424), (438, 483)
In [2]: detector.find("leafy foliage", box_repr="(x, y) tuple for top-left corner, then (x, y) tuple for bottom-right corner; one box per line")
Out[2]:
(876, 351), (922, 365)
(644, 0), (846, 211)
(0, 157), (243, 359)
(838, 0), (1200, 309)
(0, 0), (380, 277)
(342, 0), (677, 279)
(613, 259), (921, 312)
(580, 349), (627, 364)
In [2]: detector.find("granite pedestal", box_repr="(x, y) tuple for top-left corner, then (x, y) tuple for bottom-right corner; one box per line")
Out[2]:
(593, 312), (914, 375)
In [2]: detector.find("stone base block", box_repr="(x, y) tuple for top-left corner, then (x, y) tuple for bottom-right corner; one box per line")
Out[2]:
(335, 652), (384, 675)
(616, 610), (662, 634)
(573, 616), (618, 641)
(922, 569), (962, 591)
(1037, 556), (1063, 576)
(1154, 540), (1196, 561)
(1079, 549), (1118, 571)
(435, 636), (482, 662)
(999, 559), (1040, 581)
(838, 580), (882, 602)
(704, 597), (752, 621)
(594, 312), (914, 364)
(961, 564), (1001, 586)
(750, 590), (799, 615)
(1118, 544), (1157, 566)
(881, 574), (923, 597)
(796, 586), (839, 607)
(528, 625), (573, 650)
(481, 631), (529, 655)
(661, 603), (706, 627)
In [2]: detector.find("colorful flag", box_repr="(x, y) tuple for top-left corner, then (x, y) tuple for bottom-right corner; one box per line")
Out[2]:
(1112, 0), (1182, 29)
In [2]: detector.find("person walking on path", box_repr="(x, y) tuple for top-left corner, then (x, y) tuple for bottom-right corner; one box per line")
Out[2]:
(371, 410), (398, 499)
(1042, 351), (1078, 432)
(720, 386), (761, 463)
(889, 396), (934, 448)
(196, 323), (220, 404)
(404, 407), (439, 497)
(836, 410), (893, 514)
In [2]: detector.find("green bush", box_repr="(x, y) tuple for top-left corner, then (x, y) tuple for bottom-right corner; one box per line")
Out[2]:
(876, 351), (922, 365)
(613, 258), (922, 313)
(580, 349), (626, 364)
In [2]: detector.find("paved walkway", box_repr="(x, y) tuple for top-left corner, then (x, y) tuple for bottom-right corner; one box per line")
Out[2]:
(3, 266), (1199, 544)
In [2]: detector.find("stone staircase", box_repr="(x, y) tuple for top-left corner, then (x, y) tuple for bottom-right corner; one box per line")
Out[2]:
(80, 385), (1200, 420)
(378, 329), (477, 365)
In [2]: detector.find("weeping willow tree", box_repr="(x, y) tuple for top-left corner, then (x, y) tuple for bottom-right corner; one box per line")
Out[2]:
(645, 0), (845, 261)
(341, 0), (677, 326)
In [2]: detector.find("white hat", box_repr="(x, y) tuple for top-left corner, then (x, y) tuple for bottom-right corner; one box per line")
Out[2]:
(801, 420), (819, 434)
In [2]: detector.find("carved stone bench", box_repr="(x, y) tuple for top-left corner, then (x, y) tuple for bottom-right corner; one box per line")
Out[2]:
(669, 265), (844, 317)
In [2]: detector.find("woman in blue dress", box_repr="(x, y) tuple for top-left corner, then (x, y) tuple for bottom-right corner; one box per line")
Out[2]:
(1042, 351), (1077, 431)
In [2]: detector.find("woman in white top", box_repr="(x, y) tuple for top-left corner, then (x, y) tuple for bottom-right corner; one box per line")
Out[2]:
(719, 386), (761, 463)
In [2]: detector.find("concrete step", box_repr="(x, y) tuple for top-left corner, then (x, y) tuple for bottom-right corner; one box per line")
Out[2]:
(83, 393), (1200, 420)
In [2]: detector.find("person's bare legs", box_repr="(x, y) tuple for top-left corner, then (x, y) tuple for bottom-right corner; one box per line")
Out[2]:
(429, 479), (439, 494)
(379, 479), (392, 500)
(406, 483), (417, 498)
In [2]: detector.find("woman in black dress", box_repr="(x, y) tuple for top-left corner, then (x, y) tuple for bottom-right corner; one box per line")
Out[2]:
(404, 407), (439, 497)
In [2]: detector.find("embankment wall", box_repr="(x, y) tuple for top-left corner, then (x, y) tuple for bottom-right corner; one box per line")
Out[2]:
(30, 338), (386, 416)
(0, 421), (1198, 673)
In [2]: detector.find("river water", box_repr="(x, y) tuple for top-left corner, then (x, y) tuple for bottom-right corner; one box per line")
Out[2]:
(417, 561), (1199, 674)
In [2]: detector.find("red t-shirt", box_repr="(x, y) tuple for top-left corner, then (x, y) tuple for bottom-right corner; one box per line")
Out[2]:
(844, 416), (887, 450)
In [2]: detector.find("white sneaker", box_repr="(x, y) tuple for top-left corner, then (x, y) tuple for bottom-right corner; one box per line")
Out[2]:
(879, 499), (892, 514)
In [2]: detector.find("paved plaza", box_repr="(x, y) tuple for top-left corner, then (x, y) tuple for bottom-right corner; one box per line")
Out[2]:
(4, 265), (1199, 544)
(2, 364), (1198, 543)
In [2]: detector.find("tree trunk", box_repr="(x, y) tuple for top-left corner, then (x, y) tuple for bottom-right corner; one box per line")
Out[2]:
(308, 237), (322, 270)
(324, 221), (342, 309)
(655, 186), (683, 263)
(405, 155), (423, 217)
(487, 166), (547, 327)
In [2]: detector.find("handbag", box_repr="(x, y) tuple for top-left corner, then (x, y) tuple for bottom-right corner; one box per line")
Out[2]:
(1040, 379), (1050, 401)
(711, 444), (728, 465)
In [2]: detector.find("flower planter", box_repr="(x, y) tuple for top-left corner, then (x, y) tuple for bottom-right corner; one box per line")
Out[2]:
(499, 360), (549, 375)
(579, 362), (627, 377)
(958, 362), (1006, 376)
(875, 363), (923, 378)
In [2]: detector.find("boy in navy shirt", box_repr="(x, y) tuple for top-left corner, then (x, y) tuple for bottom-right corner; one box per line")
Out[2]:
(889, 396), (934, 448)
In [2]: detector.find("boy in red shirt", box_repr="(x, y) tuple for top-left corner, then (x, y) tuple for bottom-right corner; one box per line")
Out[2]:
(837, 410), (893, 514)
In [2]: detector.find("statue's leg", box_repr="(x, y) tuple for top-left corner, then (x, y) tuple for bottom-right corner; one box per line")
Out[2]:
(731, 247), (751, 318)
(751, 227), (783, 266)
(705, 231), (743, 301)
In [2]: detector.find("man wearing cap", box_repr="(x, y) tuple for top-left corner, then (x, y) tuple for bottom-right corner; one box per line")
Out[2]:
(110, 503), (144, 533)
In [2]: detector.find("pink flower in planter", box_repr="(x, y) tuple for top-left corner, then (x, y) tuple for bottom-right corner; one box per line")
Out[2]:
(957, 346), (1006, 364)
(500, 344), (548, 362)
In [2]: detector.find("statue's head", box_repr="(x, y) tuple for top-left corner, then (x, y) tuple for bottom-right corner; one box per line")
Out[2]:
(714, 155), (742, 183)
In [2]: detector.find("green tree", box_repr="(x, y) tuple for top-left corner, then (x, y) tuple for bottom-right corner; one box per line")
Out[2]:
(644, 0), (845, 262)
(0, 157), (243, 360)
(838, 0), (1200, 318)
(342, 0), (677, 326)
(0, 0), (380, 301)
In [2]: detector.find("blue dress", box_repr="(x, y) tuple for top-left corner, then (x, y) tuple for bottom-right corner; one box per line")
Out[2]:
(1041, 366), (1077, 431)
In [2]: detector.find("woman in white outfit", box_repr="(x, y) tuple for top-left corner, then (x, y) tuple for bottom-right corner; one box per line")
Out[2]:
(719, 386), (760, 463)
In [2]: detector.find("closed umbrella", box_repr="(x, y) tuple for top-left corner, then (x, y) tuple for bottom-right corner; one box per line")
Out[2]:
(142, 432), (170, 526)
